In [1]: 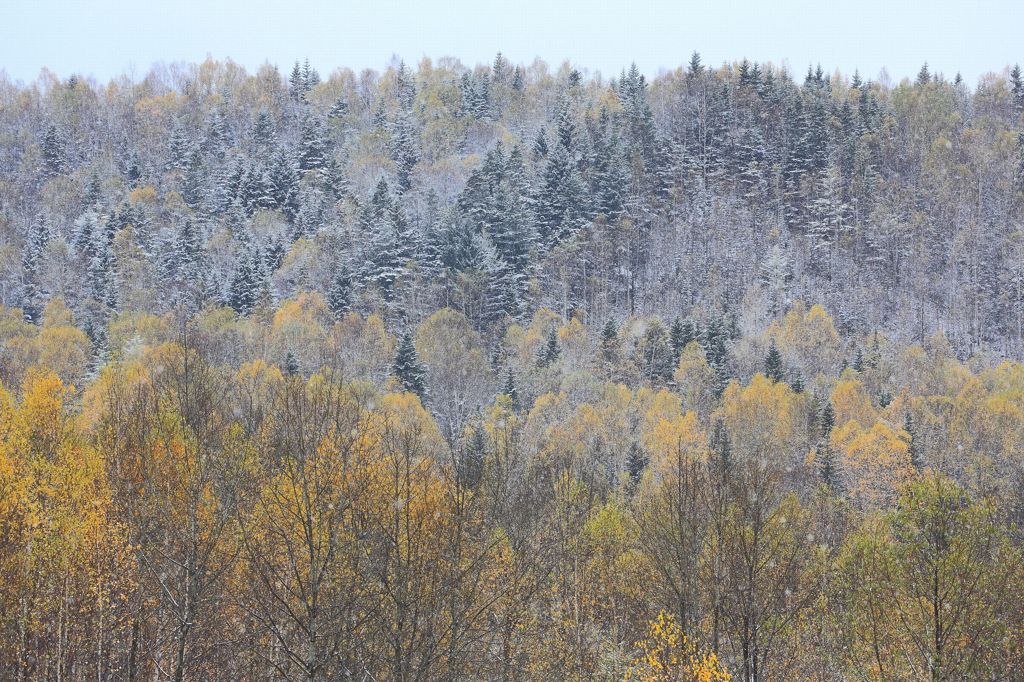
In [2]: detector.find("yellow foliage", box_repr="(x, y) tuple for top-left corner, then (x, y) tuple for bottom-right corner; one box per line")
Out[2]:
(833, 420), (914, 508)
(831, 377), (878, 430)
(624, 611), (731, 682)
(720, 374), (797, 459)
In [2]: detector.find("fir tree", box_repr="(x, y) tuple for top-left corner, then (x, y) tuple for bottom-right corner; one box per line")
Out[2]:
(393, 332), (427, 399)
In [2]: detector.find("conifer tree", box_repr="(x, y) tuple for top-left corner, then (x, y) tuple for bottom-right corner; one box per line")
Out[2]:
(298, 113), (330, 173)
(764, 338), (784, 382)
(537, 327), (561, 368)
(327, 266), (352, 319)
(669, 317), (694, 366)
(21, 220), (49, 322)
(627, 441), (648, 484)
(905, 410), (923, 470)
(502, 366), (520, 411)
(251, 110), (278, 150)
(393, 331), (427, 399)
(818, 441), (844, 494)
(459, 423), (487, 489)
(41, 124), (68, 177)
(599, 317), (621, 367)
(284, 351), (300, 376)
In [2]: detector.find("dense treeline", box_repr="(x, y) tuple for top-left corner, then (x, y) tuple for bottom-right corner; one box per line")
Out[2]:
(2, 298), (1024, 680)
(1, 55), (1024, 358)
(1, 53), (1024, 681)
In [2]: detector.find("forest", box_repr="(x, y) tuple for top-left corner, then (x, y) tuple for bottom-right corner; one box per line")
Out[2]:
(0, 52), (1023, 680)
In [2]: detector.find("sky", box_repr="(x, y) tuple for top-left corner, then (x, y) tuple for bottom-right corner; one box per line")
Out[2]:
(1, 0), (1020, 87)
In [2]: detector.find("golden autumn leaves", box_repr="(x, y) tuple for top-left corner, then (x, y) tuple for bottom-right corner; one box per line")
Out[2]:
(1, 298), (1023, 679)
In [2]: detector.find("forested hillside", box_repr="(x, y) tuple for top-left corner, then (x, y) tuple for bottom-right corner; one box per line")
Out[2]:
(1, 54), (1024, 680)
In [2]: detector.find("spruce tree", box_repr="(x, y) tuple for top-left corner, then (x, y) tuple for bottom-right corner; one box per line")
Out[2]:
(502, 366), (520, 411)
(537, 327), (560, 368)
(284, 351), (300, 376)
(393, 332), (427, 400)
(669, 317), (694, 366)
(852, 347), (865, 373)
(905, 410), (923, 470)
(298, 113), (330, 173)
(764, 338), (784, 382)
(251, 110), (278, 149)
(327, 266), (353, 319)
(41, 124), (68, 177)
(459, 424), (487, 489)
(818, 441), (844, 494)
(627, 441), (648, 485)
(599, 318), (620, 366)
(820, 401), (835, 439)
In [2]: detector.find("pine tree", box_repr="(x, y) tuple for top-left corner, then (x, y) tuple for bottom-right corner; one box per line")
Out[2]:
(536, 143), (588, 246)
(537, 327), (561, 368)
(204, 108), (231, 157)
(511, 66), (524, 92)
(393, 332), (427, 399)
(229, 247), (263, 316)
(764, 338), (784, 382)
(635, 320), (674, 382)
(710, 418), (732, 475)
(270, 149), (301, 219)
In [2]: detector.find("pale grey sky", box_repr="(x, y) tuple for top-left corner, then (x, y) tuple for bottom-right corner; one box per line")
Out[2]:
(1, 0), (1019, 86)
